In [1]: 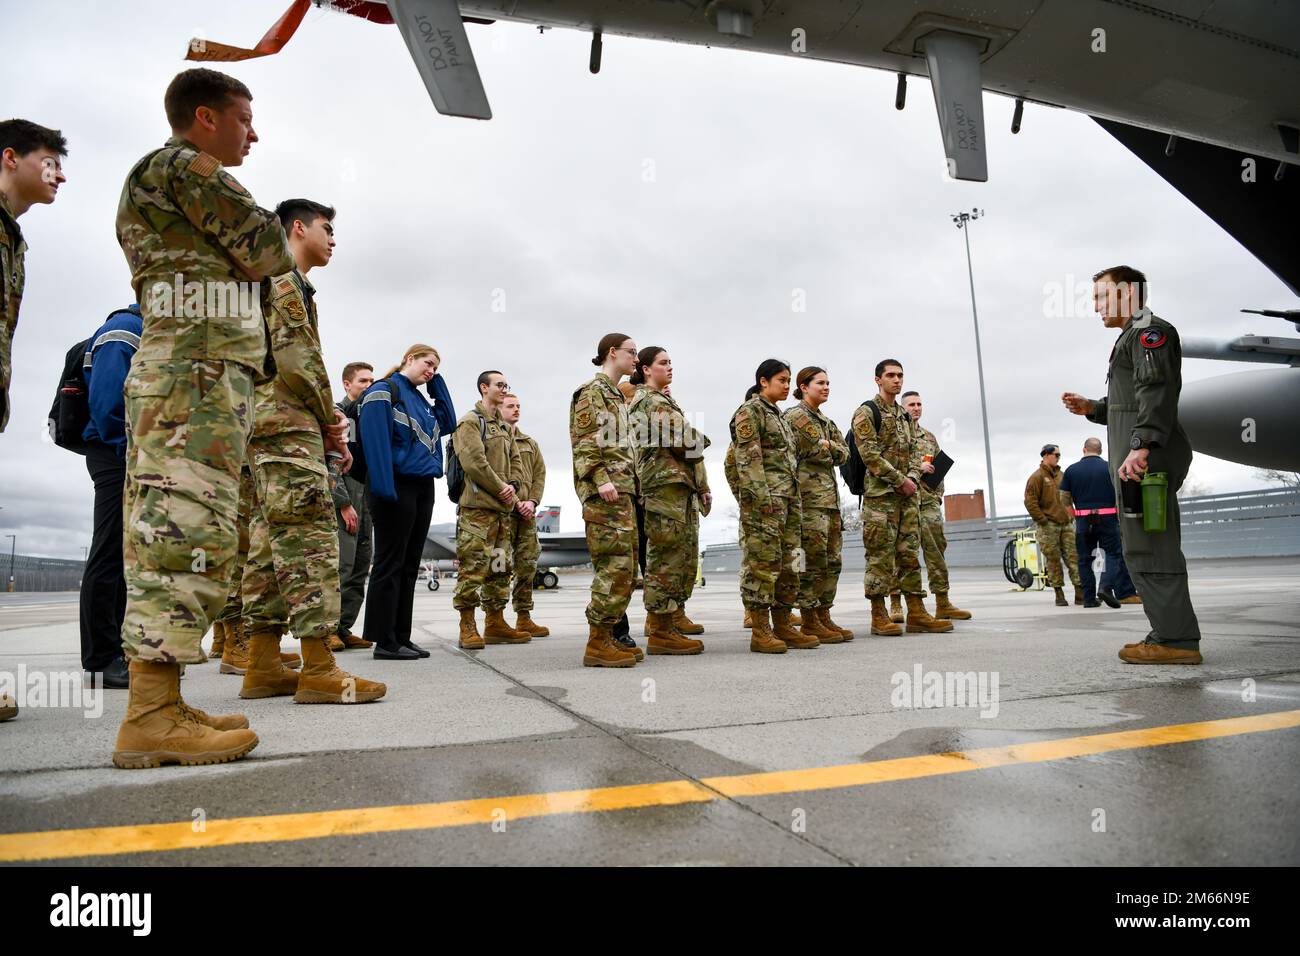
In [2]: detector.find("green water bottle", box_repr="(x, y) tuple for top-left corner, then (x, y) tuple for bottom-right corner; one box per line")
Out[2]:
(1141, 472), (1168, 532)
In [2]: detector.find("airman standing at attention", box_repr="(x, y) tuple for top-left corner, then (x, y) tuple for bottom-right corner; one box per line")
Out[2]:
(1, 118), (67, 437)
(900, 390), (970, 620)
(571, 333), (641, 667)
(452, 370), (527, 648)
(1063, 265), (1203, 664)
(499, 392), (550, 638)
(627, 346), (708, 655)
(852, 359), (952, 636)
(237, 199), (385, 706)
(111, 69), (295, 768)
(732, 359), (813, 653)
(785, 367), (853, 643)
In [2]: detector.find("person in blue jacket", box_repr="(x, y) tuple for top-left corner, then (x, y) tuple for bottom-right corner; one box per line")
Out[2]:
(79, 304), (142, 688)
(358, 343), (455, 659)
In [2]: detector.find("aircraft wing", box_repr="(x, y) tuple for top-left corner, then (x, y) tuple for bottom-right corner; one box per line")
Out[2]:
(384, 0), (492, 119)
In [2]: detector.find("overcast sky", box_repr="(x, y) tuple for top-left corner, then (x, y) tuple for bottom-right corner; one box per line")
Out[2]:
(1, 1), (1292, 560)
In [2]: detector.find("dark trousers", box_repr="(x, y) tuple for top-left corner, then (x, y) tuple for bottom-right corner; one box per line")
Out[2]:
(363, 475), (436, 652)
(1074, 515), (1136, 602)
(79, 444), (126, 671)
(337, 473), (373, 633)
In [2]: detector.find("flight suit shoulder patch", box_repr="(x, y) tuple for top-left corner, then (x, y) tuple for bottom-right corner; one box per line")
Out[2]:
(1140, 329), (1167, 349)
(186, 151), (220, 177)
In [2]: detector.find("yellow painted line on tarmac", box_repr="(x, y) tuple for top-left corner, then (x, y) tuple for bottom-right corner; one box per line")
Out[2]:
(2, 709), (1298, 862)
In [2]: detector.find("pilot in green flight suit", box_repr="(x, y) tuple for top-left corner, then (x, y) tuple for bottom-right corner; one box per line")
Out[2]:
(1063, 266), (1203, 664)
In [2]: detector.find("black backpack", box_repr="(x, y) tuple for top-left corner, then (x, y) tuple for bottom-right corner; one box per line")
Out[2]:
(445, 411), (486, 504)
(841, 400), (904, 497)
(47, 336), (93, 454)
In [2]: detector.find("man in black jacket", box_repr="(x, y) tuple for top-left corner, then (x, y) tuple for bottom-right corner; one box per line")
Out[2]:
(332, 361), (375, 649)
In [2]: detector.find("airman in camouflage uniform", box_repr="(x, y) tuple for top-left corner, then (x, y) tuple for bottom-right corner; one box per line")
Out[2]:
(851, 361), (952, 636)
(453, 378), (527, 648)
(111, 70), (292, 768)
(732, 383), (812, 652)
(629, 379), (708, 654)
(572, 348), (640, 667)
(238, 231), (385, 706)
(1, 119), (66, 435)
(899, 392), (970, 620)
(501, 396), (550, 638)
(785, 391), (853, 642)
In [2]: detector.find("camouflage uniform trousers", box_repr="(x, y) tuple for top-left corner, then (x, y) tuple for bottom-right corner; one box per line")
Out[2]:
(739, 494), (801, 610)
(797, 505), (843, 609)
(862, 492), (922, 598)
(454, 507), (514, 612)
(683, 496), (701, 605)
(509, 511), (541, 614)
(919, 501), (950, 595)
(583, 493), (637, 626)
(1035, 519), (1081, 589)
(642, 486), (697, 615)
(213, 464), (255, 627)
(120, 359), (254, 664)
(240, 432), (340, 639)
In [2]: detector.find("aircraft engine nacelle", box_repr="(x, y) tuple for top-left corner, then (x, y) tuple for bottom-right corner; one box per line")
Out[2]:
(1180, 367), (1300, 471)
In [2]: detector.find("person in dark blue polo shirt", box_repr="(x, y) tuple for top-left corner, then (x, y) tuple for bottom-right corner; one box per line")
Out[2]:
(1060, 437), (1137, 608)
(358, 343), (455, 659)
(79, 305), (142, 688)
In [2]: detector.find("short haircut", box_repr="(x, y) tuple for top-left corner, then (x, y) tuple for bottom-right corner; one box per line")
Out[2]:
(477, 370), (503, 393)
(164, 68), (252, 133)
(1093, 264), (1147, 308)
(275, 198), (335, 232)
(342, 362), (373, 383)
(0, 119), (67, 158)
(875, 358), (903, 378)
(901, 390), (919, 400)
(1084, 437), (1103, 454)
(502, 393), (519, 401)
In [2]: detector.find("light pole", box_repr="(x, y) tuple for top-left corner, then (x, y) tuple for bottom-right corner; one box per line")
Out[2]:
(5, 534), (14, 593)
(951, 208), (998, 522)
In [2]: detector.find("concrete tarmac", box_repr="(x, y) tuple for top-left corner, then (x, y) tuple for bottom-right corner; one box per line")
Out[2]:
(1, 558), (1298, 866)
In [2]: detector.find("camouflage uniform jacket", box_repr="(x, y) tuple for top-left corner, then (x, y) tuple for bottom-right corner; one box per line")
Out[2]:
(252, 269), (334, 441)
(915, 425), (944, 504)
(513, 426), (546, 505)
(850, 396), (923, 498)
(785, 399), (848, 511)
(730, 395), (797, 509)
(571, 373), (635, 502)
(0, 191), (26, 432)
(455, 401), (521, 512)
(116, 136), (292, 377)
(628, 386), (711, 495)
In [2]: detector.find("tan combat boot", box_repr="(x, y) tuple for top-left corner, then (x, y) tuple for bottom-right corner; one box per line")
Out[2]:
(870, 597), (903, 636)
(458, 608), (485, 649)
(673, 607), (705, 635)
(773, 607), (819, 649)
(294, 636), (387, 704)
(483, 607), (531, 645)
(112, 660), (259, 769)
(905, 594), (954, 633)
(749, 608), (787, 654)
(209, 620), (227, 659)
(803, 607), (846, 644)
(743, 608), (753, 629)
(935, 593), (972, 620)
(583, 623), (637, 667)
(889, 593), (905, 623)
(516, 611), (550, 637)
(220, 620), (251, 675)
(280, 648), (302, 670)
(819, 607), (854, 641)
(327, 634), (346, 651)
(1074, 588), (1084, 606)
(239, 628), (301, 699)
(646, 612), (703, 655)
(789, 610), (802, 627)
(1054, 587), (1068, 607)
(339, 631), (373, 649)
(1, 694), (17, 722)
